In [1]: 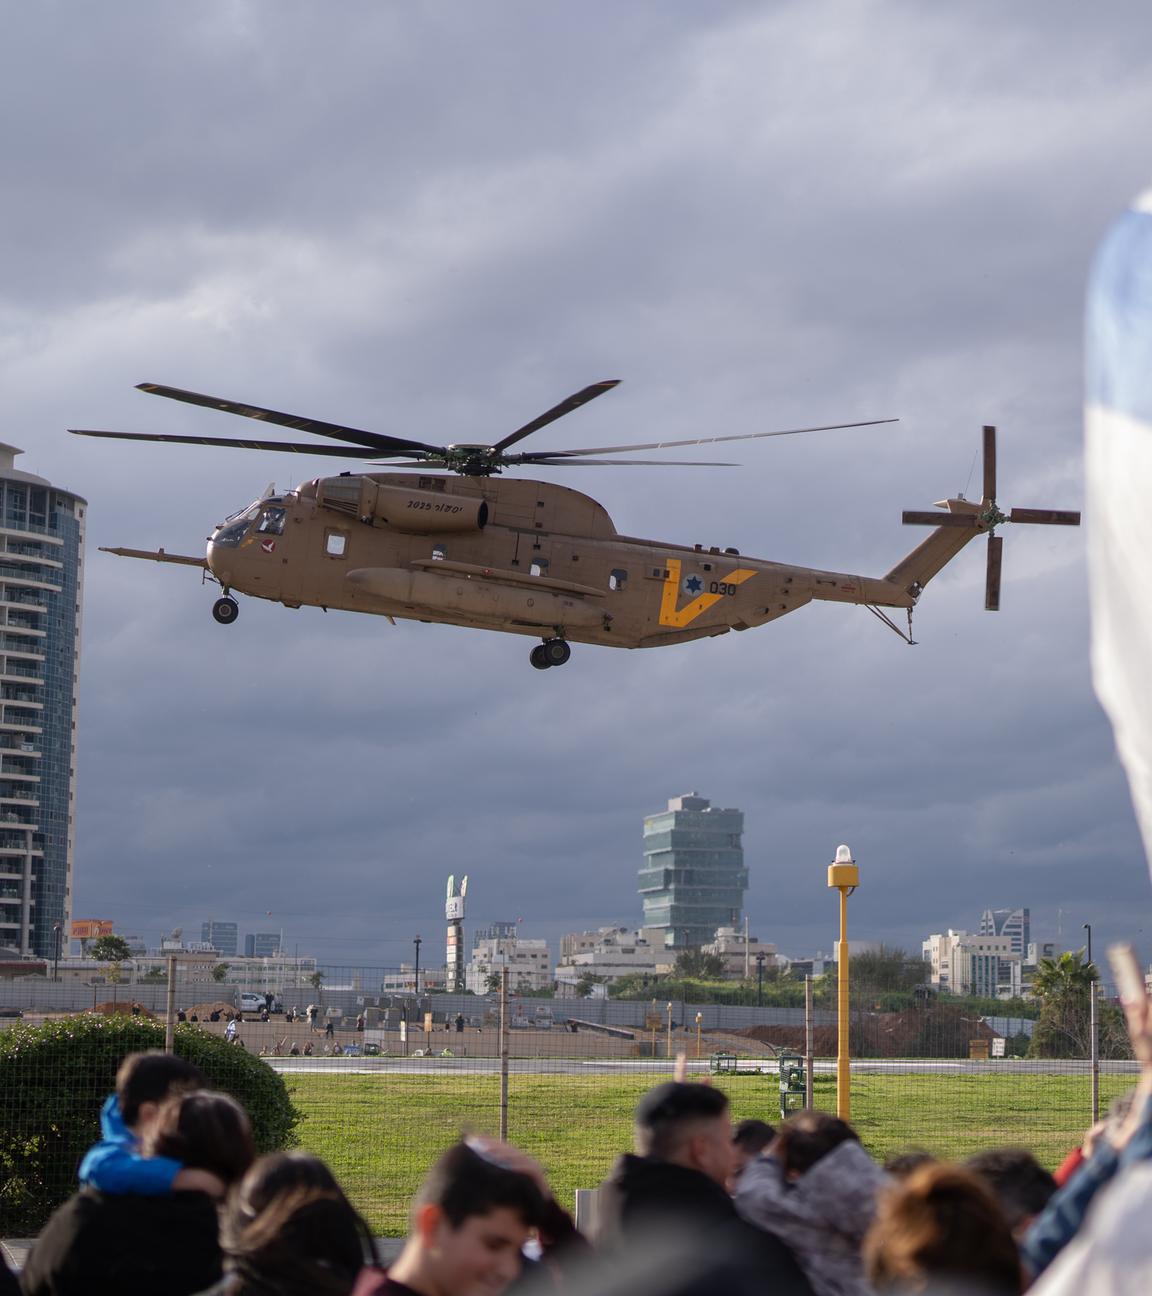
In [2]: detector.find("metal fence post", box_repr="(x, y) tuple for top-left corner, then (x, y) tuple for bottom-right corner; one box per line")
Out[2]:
(164, 955), (177, 1053)
(499, 966), (509, 1140)
(804, 975), (814, 1108)
(1090, 981), (1100, 1124)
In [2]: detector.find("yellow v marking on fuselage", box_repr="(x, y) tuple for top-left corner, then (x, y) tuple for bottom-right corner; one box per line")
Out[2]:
(658, 557), (757, 628)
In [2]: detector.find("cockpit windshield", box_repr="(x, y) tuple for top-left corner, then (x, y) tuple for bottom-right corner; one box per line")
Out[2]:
(211, 501), (262, 547)
(256, 505), (286, 536)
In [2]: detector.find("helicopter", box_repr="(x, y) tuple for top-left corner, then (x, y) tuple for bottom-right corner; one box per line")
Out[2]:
(71, 381), (1080, 669)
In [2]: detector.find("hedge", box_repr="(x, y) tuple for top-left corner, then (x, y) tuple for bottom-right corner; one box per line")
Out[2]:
(0, 1014), (299, 1233)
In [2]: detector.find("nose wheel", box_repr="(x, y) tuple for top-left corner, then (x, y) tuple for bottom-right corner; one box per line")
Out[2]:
(212, 596), (239, 625)
(530, 638), (571, 670)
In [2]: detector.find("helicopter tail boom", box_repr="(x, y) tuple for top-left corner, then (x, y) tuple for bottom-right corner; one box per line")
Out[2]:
(883, 498), (984, 601)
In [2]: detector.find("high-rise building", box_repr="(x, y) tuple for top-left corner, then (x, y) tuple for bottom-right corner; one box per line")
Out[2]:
(244, 932), (281, 957)
(923, 930), (1022, 998)
(201, 920), (238, 956)
(979, 908), (1031, 959)
(640, 793), (748, 950)
(0, 447), (85, 958)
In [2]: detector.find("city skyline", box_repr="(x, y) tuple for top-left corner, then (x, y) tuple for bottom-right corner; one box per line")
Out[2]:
(6, 5), (1151, 970)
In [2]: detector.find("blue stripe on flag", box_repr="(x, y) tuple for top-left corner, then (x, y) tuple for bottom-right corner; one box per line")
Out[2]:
(1087, 200), (1152, 426)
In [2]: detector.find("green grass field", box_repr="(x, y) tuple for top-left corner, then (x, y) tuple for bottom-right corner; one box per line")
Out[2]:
(286, 1069), (1129, 1235)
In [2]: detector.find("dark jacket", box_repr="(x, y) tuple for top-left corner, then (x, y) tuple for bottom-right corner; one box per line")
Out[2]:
(595, 1153), (815, 1296)
(21, 1189), (222, 1296)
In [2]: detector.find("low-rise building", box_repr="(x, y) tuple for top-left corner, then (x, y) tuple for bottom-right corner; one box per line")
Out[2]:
(554, 926), (668, 995)
(701, 926), (779, 979)
(923, 930), (1021, 998)
(466, 934), (552, 994)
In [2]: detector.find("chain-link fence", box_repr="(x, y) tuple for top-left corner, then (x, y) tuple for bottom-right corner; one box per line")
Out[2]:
(0, 964), (1137, 1237)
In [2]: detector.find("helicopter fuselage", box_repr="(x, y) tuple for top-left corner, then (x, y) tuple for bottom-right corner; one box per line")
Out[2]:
(205, 472), (915, 650)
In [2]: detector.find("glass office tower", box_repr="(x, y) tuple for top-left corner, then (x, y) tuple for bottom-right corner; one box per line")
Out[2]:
(0, 446), (85, 958)
(640, 793), (747, 950)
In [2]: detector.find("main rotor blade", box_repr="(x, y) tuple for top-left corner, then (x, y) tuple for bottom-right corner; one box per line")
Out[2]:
(528, 417), (897, 459)
(902, 511), (981, 527)
(70, 429), (389, 457)
(1008, 508), (1082, 525)
(985, 534), (1003, 611)
(983, 425), (997, 501)
(137, 383), (441, 458)
(519, 457), (738, 467)
(488, 380), (621, 454)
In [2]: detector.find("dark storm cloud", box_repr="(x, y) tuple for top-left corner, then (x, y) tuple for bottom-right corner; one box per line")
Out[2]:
(4, 1), (1151, 965)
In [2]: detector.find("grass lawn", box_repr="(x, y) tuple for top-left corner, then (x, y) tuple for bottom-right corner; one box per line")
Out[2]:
(286, 1068), (1129, 1235)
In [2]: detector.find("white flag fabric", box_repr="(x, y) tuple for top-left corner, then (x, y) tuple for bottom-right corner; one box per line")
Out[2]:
(1087, 188), (1152, 873)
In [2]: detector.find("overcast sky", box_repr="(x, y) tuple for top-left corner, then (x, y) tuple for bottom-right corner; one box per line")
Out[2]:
(6, 1), (1152, 970)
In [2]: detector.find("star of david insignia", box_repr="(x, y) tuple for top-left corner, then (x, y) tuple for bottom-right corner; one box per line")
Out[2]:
(683, 574), (704, 595)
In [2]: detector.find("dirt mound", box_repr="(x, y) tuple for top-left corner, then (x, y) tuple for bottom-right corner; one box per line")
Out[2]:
(739, 1006), (997, 1059)
(186, 1000), (239, 1021)
(92, 1001), (155, 1018)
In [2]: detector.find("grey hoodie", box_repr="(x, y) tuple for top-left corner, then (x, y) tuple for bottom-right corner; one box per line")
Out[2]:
(734, 1141), (888, 1296)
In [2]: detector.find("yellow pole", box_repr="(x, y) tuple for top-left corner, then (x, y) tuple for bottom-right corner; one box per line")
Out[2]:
(695, 1011), (703, 1059)
(837, 886), (850, 1119)
(666, 1002), (673, 1062)
(827, 845), (859, 1122)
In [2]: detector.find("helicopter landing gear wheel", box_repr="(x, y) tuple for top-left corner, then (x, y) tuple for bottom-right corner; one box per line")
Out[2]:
(212, 596), (239, 625)
(542, 637), (571, 667)
(530, 644), (551, 670)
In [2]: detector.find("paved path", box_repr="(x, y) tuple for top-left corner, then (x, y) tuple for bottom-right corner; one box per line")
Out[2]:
(266, 1056), (1142, 1077)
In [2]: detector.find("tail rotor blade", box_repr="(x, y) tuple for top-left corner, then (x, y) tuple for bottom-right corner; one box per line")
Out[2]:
(983, 425), (997, 501)
(985, 534), (1003, 611)
(902, 511), (980, 528)
(1008, 508), (1082, 526)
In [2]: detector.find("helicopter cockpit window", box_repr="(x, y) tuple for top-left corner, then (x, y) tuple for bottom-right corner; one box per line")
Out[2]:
(432, 543), (447, 561)
(257, 506), (286, 536)
(609, 568), (628, 591)
(211, 502), (261, 547)
(530, 558), (549, 578)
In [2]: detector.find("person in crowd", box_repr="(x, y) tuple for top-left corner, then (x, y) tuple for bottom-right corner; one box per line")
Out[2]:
(326, 1018), (336, 1040)
(731, 1117), (775, 1185)
(79, 1050), (211, 1195)
(864, 1162), (1021, 1294)
(303, 1040), (314, 1056)
(964, 1147), (1056, 1240)
(883, 1151), (936, 1180)
(226, 1017), (239, 1044)
(351, 1140), (548, 1296)
(23, 1090), (255, 1296)
(596, 1081), (813, 1295)
(735, 1109), (886, 1296)
(177, 1008), (187, 1023)
(194, 1151), (374, 1296)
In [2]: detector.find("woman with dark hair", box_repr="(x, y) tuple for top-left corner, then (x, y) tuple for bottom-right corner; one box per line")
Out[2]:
(864, 1162), (1022, 1294)
(22, 1090), (254, 1296)
(195, 1152), (374, 1296)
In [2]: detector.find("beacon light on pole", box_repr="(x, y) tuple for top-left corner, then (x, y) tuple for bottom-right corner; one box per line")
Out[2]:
(828, 843), (859, 892)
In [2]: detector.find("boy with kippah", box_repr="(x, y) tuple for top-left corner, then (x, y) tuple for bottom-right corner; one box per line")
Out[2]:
(79, 1050), (221, 1194)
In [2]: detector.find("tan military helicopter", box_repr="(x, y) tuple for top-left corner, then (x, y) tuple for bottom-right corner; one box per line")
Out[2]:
(72, 382), (1080, 669)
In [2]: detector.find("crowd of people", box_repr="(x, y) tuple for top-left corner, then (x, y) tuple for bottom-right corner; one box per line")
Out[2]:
(5, 985), (1151, 1295)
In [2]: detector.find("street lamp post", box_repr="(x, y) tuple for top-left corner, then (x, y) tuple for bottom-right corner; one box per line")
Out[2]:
(52, 922), (63, 983)
(666, 1001), (674, 1061)
(827, 844), (860, 1120)
(695, 1010), (703, 1058)
(756, 951), (766, 1007)
(413, 936), (422, 996)
(1084, 923), (1098, 1122)
(1083, 923), (1092, 967)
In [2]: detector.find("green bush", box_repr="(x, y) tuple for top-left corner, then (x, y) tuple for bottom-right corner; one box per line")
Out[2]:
(0, 1014), (299, 1234)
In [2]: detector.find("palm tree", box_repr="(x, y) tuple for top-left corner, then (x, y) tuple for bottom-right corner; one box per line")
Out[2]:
(1030, 948), (1098, 1058)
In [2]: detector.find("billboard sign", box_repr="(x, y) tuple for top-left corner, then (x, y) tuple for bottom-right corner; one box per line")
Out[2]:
(70, 920), (114, 940)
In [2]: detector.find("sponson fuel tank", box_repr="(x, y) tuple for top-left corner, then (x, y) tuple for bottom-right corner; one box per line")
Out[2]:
(346, 566), (608, 628)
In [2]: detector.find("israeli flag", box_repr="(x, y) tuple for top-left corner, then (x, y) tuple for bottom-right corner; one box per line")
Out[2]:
(1087, 189), (1152, 870)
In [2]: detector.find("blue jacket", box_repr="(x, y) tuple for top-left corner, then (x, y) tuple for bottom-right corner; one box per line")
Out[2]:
(1022, 1091), (1152, 1278)
(78, 1094), (183, 1195)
